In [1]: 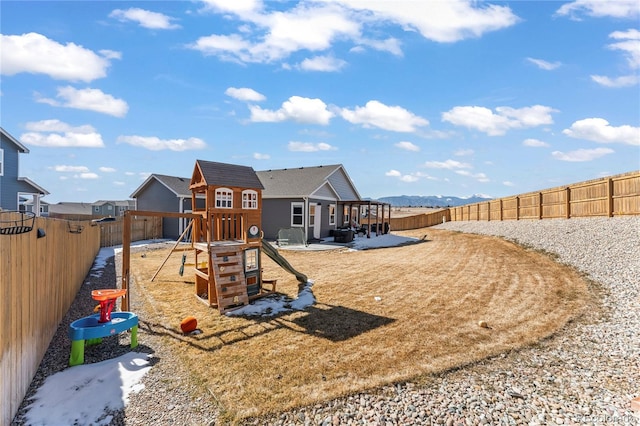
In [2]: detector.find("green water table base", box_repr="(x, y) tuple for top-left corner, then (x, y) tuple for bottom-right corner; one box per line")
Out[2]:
(68, 312), (139, 366)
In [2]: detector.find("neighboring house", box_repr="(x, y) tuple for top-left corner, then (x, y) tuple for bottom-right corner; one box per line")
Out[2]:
(130, 174), (205, 239)
(45, 200), (135, 220)
(0, 127), (49, 215)
(92, 199), (136, 217)
(22, 198), (49, 216)
(255, 164), (362, 241)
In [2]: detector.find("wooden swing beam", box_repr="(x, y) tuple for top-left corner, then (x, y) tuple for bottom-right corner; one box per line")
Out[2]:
(121, 210), (202, 311)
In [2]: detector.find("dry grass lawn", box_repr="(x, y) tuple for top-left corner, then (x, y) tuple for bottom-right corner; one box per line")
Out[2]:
(128, 227), (592, 423)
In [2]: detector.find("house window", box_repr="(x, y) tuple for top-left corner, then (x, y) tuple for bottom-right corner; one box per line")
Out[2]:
(343, 205), (350, 225)
(0, 148), (4, 176)
(215, 188), (233, 208)
(309, 204), (316, 226)
(94, 206), (100, 212)
(328, 204), (336, 225)
(242, 190), (258, 209)
(107, 204), (113, 210)
(291, 202), (304, 227)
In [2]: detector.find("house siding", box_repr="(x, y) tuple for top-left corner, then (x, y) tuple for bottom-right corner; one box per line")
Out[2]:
(0, 138), (21, 210)
(261, 198), (301, 240)
(328, 169), (359, 200)
(136, 180), (183, 239)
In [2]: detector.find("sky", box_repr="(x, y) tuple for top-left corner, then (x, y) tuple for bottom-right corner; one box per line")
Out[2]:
(18, 233), (413, 425)
(1, 0), (639, 204)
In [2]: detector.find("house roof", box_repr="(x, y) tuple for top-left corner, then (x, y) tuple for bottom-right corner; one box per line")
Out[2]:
(0, 127), (29, 153)
(93, 199), (136, 208)
(18, 177), (49, 195)
(48, 202), (95, 215)
(256, 164), (348, 198)
(130, 174), (193, 198)
(193, 160), (264, 190)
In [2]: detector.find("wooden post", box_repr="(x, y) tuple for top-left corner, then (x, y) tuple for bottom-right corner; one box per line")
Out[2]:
(499, 199), (503, 221)
(607, 178), (614, 217)
(565, 187), (571, 219)
(516, 196), (520, 220)
(487, 201), (491, 221)
(121, 211), (131, 311)
(538, 192), (543, 220)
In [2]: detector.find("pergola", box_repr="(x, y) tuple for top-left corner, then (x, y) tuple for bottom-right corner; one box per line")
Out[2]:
(337, 199), (392, 238)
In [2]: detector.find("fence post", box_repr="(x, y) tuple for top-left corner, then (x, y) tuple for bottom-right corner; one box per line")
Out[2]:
(516, 196), (520, 220)
(565, 187), (571, 219)
(538, 192), (543, 220)
(499, 199), (503, 221)
(607, 177), (614, 217)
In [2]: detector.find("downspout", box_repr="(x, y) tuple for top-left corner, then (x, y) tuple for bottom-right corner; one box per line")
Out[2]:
(179, 196), (185, 236)
(303, 196), (309, 243)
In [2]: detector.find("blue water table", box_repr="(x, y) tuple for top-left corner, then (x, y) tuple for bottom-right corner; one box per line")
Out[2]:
(68, 289), (138, 366)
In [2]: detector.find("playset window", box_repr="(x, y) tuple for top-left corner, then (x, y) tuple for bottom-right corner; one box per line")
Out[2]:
(242, 190), (258, 209)
(215, 188), (233, 208)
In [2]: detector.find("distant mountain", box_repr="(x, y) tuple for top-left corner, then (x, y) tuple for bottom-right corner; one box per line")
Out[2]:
(377, 194), (492, 208)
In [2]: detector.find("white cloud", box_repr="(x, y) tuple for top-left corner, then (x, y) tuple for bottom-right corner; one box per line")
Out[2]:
(551, 148), (615, 162)
(253, 152), (270, 159)
(298, 55), (347, 72)
(424, 159), (472, 170)
(36, 86), (129, 117)
(225, 87), (266, 102)
(555, 0), (640, 20)
(503, 181), (515, 187)
(340, 100), (429, 133)
(109, 8), (181, 30)
(384, 169), (424, 183)
(117, 135), (207, 151)
(338, 0), (520, 43)
(395, 141), (420, 152)
(287, 141), (337, 152)
(523, 138), (550, 147)
(455, 170), (490, 182)
(453, 148), (474, 156)
(189, 1), (518, 65)
(562, 118), (640, 145)
(591, 28), (640, 87)
(526, 57), (561, 70)
(442, 105), (556, 136)
(76, 172), (99, 179)
(51, 165), (90, 173)
(21, 120), (105, 148)
(250, 96), (334, 124)
(590, 74), (639, 87)
(99, 167), (117, 172)
(0, 33), (116, 82)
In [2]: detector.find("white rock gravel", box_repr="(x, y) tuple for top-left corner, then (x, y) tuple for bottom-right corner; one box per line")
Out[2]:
(12, 217), (640, 425)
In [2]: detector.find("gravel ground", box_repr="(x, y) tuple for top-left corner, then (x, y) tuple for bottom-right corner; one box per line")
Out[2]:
(12, 216), (640, 425)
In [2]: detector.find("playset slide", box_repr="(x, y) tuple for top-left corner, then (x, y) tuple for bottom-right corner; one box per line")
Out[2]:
(262, 240), (308, 283)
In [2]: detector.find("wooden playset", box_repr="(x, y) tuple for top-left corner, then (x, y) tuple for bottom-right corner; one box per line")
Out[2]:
(187, 160), (307, 313)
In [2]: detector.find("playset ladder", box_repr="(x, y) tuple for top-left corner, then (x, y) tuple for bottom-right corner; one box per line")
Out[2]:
(210, 246), (249, 313)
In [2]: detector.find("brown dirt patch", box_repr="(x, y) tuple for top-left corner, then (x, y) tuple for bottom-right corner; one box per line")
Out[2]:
(128, 228), (592, 423)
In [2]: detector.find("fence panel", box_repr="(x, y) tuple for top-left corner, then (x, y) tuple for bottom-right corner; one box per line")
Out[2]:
(1, 217), (100, 425)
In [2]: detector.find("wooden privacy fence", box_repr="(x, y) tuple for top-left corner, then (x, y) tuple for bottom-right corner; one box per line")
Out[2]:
(450, 171), (639, 222)
(98, 216), (162, 247)
(389, 209), (451, 231)
(0, 215), (100, 425)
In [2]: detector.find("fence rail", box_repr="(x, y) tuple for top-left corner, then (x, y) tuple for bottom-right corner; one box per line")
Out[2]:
(1, 217), (100, 425)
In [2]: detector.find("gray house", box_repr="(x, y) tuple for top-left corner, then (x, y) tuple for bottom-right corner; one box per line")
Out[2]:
(130, 174), (205, 239)
(255, 164), (362, 241)
(130, 164), (381, 242)
(92, 199), (135, 217)
(0, 127), (49, 215)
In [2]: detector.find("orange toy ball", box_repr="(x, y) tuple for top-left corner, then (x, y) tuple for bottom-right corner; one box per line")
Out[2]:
(180, 316), (198, 334)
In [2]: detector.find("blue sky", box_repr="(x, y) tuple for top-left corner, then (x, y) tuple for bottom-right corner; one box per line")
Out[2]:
(1, 0), (639, 203)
